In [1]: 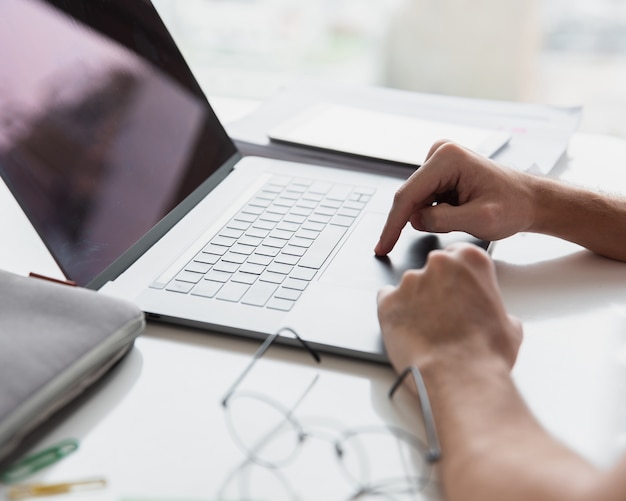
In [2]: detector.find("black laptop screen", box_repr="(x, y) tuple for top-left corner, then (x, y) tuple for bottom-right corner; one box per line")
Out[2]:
(0, 0), (238, 287)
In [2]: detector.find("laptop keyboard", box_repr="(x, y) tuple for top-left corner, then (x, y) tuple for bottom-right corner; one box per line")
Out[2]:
(162, 175), (375, 311)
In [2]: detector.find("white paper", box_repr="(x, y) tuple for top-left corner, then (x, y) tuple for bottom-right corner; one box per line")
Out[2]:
(268, 103), (511, 165)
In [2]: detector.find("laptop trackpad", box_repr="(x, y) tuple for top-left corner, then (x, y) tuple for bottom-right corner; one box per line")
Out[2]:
(284, 212), (488, 360)
(319, 212), (488, 289)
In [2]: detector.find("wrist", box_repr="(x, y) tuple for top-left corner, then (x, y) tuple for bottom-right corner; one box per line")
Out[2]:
(526, 174), (581, 236)
(410, 342), (513, 389)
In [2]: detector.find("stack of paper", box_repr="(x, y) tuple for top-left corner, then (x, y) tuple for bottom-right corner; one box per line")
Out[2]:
(225, 79), (582, 175)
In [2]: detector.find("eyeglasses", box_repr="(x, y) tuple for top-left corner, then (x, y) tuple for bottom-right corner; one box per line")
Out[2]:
(220, 327), (441, 499)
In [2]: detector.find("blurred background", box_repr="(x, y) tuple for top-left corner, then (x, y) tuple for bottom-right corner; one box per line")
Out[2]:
(152, 0), (626, 139)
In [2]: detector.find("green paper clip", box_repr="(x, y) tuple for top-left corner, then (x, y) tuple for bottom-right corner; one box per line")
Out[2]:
(0, 438), (79, 485)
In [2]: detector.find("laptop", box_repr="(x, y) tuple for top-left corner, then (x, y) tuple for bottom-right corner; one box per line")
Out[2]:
(0, 0), (488, 363)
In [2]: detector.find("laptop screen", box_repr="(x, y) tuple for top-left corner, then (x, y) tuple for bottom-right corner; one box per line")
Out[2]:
(0, 0), (238, 287)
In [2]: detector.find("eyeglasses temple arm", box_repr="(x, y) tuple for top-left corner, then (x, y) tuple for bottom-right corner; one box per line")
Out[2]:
(221, 332), (279, 405)
(221, 328), (320, 406)
(389, 366), (441, 463)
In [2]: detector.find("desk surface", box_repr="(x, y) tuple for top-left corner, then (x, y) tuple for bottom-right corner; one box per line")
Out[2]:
(1, 118), (626, 500)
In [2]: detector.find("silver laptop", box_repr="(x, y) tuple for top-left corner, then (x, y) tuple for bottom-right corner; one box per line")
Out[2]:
(0, 0), (487, 362)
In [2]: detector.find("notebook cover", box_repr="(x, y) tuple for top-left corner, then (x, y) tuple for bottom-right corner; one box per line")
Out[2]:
(0, 270), (145, 469)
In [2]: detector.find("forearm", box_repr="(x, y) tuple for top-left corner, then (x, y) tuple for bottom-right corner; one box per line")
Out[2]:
(420, 353), (600, 501)
(528, 175), (626, 262)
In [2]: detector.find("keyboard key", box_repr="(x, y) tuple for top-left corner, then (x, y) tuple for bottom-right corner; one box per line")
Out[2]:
(286, 183), (307, 193)
(291, 207), (313, 217)
(195, 252), (220, 265)
(265, 178), (289, 191)
(175, 270), (204, 284)
(213, 261), (240, 273)
(231, 271), (258, 285)
(220, 227), (244, 239)
(257, 190), (279, 201)
(260, 212), (282, 223)
(256, 245), (280, 257)
(283, 214), (306, 224)
(252, 220), (276, 231)
(274, 197), (296, 208)
(275, 287), (302, 301)
(314, 206), (336, 216)
(266, 297), (295, 312)
(239, 235), (264, 247)
(295, 229), (319, 240)
(290, 267), (317, 281)
(302, 192), (324, 202)
(269, 229), (294, 240)
(289, 237), (313, 248)
(166, 280), (194, 293)
(210, 234), (236, 248)
(283, 277), (309, 291)
(330, 215), (356, 227)
(231, 243), (255, 255)
(343, 200), (366, 210)
(239, 262), (266, 275)
(282, 245), (307, 257)
(263, 237), (287, 249)
(202, 244), (228, 256)
(246, 227), (270, 239)
(337, 207), (360, 218)
(216, 282), (250, 302)
(247, 254), (273, 266)
(308, 213), (331, 224)
(249, 197), (272, 208)
(222, 252), (248, 264)
(319, 199), (342, 209)
(274, 253), (300, 266)
(227, 219), (251, 231)
(242, 204), (264, 215)
(205, 270), (233, 283)
(191, 280), (223, 298)
(298, 224), (346, 269)
(292, 177), (312, 187)
(280, 191), (300, 201)
(260, 271), (286, 284)
(267, 262), (293, 275)
(302, 221), (326, 232)
(276, 221), (300, 232)
(241, 282), (278, 307)
(295, 199), (317, 209)
(185, 261), (212, 274)
(267, 204), (289, 215)
(234, 212), (257, 223)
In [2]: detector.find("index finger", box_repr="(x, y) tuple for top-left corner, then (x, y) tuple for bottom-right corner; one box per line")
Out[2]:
(373, 181), (427, 256)
(373, 141), (462, 256)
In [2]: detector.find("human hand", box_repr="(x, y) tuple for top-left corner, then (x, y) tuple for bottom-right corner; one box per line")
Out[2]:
(377, 243), (523, 375)
(374, 140), (537, 256)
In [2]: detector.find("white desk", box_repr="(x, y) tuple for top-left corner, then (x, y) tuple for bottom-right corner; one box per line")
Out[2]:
(1, 123), (626, 500)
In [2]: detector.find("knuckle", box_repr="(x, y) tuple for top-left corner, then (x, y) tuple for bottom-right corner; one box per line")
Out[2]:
(425, 248), (452, 270)
(401, 268), (421, 282)
(477, 202), (505, 237)
(458, 243), (492, 270)
(433, 140), (466, 161)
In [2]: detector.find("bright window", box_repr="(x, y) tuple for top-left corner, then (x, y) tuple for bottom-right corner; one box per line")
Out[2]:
(153, 0), (626, 138)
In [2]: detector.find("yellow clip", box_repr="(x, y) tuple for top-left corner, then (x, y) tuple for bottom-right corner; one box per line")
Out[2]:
(6, 478), (107, 500)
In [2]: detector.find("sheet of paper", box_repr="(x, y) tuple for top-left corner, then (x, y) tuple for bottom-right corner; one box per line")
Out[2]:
(225, 80), (583, 174)
(268, 103), (510, 165)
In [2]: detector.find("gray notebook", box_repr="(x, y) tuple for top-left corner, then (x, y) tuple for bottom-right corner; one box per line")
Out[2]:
(0, 270), (145, 471)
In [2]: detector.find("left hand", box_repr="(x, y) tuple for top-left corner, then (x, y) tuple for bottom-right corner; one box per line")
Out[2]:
(377, 243), (523, 376)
